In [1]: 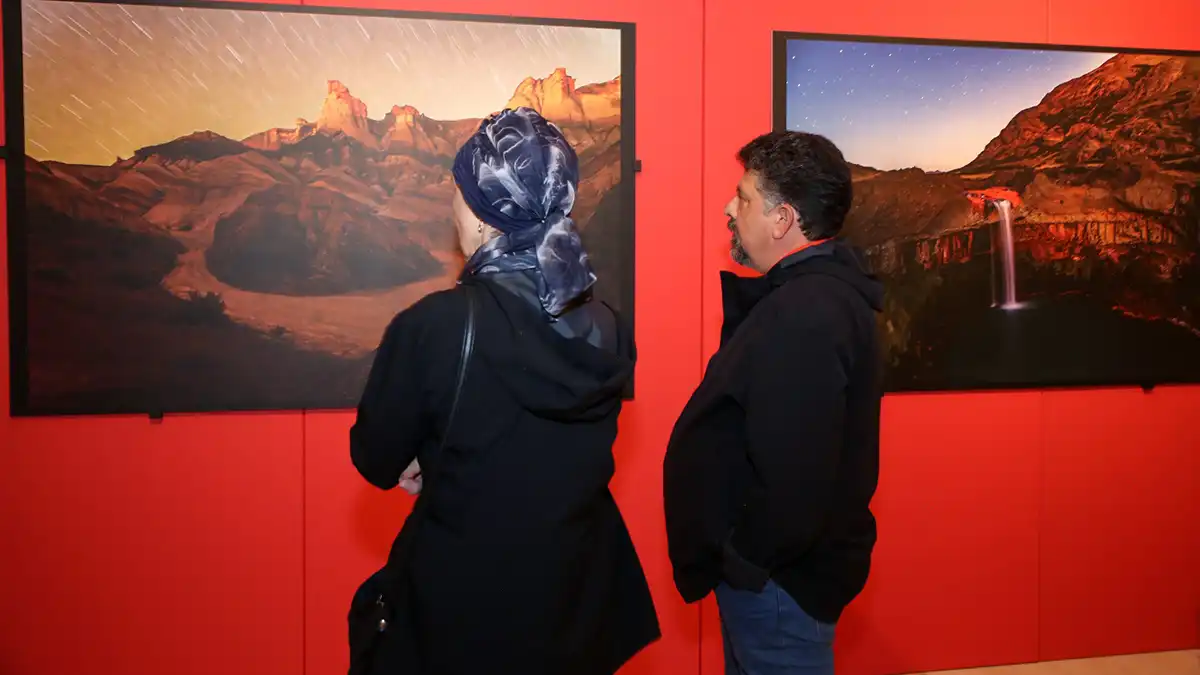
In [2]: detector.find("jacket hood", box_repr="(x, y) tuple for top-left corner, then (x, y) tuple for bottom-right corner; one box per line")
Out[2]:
(776, 238), (885, 312)
(466, 272), (633, 423)
(719, 238), (883, 345)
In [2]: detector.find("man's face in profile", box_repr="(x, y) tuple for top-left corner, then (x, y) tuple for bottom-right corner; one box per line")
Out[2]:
(724, 171), (772, 272)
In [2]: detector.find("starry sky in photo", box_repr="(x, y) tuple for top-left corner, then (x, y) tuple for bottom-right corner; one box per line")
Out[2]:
(784, 39), (1115, 171)
(21, 0), (622, 165)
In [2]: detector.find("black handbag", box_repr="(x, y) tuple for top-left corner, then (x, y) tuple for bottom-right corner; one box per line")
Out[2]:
(348, 284), (478, 675)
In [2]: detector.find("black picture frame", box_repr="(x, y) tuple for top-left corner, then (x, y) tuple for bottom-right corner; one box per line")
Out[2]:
(5, 0), (637, 416)
(772, 31), (1200, 394)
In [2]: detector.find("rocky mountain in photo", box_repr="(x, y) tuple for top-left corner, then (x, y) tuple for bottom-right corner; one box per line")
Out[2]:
(844, 54), (1200, 250)
(21, 69), (627, 412)
(31, 68), (623, 300)
(834, 53), (1200, 380)
(963, 54), (1200, 173)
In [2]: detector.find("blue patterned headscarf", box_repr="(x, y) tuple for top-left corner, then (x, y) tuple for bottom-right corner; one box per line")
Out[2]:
(452, 106), (596, 317)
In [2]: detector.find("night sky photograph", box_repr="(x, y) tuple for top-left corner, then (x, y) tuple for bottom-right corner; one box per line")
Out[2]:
(784, 39), (1113, 170)
(21, 0), (621, 165)
(10, 0), (630, 415)
(778, 35), (1200, 392)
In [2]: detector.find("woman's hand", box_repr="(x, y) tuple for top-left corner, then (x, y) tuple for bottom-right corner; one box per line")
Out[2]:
(398, 458), (423, 495)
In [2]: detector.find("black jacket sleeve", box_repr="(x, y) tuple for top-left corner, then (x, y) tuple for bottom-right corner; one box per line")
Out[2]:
(349, 308), (430, 490)
(728, 300), (849, 573)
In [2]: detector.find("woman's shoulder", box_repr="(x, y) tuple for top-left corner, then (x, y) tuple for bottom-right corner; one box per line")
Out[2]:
(410, 284), (470, 318)
(378, 285), (470, 347)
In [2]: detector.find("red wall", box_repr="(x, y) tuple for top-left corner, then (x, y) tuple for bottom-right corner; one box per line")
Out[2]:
(699, 2), (1200, 674)
(1, 2), (1197, 675)
(0, 0), (703, 673)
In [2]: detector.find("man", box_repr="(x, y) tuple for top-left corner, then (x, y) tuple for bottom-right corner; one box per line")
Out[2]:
(663, 131), (884, 675)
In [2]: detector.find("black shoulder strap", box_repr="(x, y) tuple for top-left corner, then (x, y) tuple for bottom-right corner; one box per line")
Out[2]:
(356, 285), (480, 670)
(439, 283), (477, 454)
(376, 283), (478, 579)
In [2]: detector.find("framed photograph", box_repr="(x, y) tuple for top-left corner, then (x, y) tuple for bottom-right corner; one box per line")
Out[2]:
(774, 32), (1200, 392)
(5, 0), (635, 416)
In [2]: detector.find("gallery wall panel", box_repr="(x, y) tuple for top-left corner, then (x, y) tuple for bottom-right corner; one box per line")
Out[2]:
(700, 1), (1050, 674)
(1040, 386), (1200, 660)
(0, 412), (305, 675)
(829, 392), (1043, 675)
(1, 0), (309, 671)
(1039, 0), (1200, 660)
(1, 0), (703, 673)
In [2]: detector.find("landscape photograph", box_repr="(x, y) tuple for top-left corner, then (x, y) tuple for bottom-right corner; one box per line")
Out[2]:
(8, 0), (632, 415)
(778, 35), (1200, 391)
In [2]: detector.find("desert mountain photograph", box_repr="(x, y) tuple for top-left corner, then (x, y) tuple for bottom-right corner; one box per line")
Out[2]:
(11, 0), (631, 414)
(782, 38), (1200, 391)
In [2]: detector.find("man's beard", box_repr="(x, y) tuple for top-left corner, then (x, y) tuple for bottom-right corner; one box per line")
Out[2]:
(728, 216), (750, 266)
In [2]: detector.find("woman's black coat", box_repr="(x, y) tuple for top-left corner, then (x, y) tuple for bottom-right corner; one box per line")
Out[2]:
(350, 272), (660, 675)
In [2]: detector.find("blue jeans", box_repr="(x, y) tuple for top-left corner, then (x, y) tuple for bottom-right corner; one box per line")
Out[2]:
(715, 581), (836, 675)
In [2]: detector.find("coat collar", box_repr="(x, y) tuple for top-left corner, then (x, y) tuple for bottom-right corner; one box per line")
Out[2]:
(718, 239), (837, 346)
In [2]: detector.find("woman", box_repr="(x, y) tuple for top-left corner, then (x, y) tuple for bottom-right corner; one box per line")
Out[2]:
(349, 107), (660, 675)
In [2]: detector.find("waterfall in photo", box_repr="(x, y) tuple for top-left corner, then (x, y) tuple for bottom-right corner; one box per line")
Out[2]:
(992, 199), (1019, 309)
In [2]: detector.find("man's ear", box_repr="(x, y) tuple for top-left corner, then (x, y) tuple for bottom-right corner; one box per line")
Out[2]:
(770, 203), (798, 241)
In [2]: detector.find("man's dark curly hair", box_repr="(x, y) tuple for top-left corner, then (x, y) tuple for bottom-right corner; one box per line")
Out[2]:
(736, 131), (853, 241)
